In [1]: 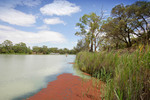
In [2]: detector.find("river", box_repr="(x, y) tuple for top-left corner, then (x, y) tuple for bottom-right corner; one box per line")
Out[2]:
(0, 55), (76, 100)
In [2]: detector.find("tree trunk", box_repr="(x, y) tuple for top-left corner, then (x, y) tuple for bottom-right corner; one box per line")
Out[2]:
(94, 44), (96, 52)
(148, 31), (150, 42)
(90, 40), (93, 52)
(127, 32), (132, 47)
(89, 31), (94, 52)
(94, 39), (97, 52)
(126, 42), (129, 48)
(128, 38), (132, 47)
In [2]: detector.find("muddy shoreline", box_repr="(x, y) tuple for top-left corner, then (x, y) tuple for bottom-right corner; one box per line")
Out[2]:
(27, 73), (103, 100)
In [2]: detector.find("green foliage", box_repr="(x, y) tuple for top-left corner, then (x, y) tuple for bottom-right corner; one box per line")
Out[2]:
(101, 1), (150, 50)
(75, 12), (103, 52)
(74, 39), (89, 53)
(76, 51), (118, 81)
(75, 46), (150, 100)
(0, 40), (76, 54)
(32, 46), (41, 54)
(75, 1), (150, 51)
(1, 40), (14, 53)
(13, 42), (28, 53)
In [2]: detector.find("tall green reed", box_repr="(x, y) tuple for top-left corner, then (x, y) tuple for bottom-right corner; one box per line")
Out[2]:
(75, 45), (150, 100)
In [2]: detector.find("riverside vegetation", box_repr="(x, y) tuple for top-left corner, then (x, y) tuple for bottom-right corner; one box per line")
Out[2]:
(75, 45), (150, 100)
(0, 40), (76, 54)
(74, 1), (150, 100)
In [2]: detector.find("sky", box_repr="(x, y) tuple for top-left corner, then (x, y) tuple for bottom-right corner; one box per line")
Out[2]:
(0, 0), (147, 49)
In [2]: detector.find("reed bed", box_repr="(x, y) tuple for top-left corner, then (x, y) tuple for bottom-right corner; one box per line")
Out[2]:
(75, 45), (150, 100)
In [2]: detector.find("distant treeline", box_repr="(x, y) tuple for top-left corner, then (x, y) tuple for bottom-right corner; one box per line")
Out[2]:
(0, 40), (76, 54)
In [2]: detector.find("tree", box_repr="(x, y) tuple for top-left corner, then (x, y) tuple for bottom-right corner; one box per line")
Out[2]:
(0, 44), (2, 52)
(13, 42), (27, 53)
(69, 49), (76, 54)
(63, 48), (69, 54)
(58, 49), (64, 54)
(102, 4), (143, 48)
(2, 40), (14, 53)
(102, 18), (132, 48)
(49, 47), (58, 53)
(75, 12), (103, 52)
(27, 47), (32, 54)
(111, 4), (133, 47)
(74, 39), (89, 52)
(32, 46), (41, 54)
(42, 45), (49, 54)
(127, 1), (150, 43)
(2, 40), (13, 47)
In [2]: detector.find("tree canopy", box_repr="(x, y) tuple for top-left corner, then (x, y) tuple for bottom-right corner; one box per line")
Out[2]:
(75, 12), (103, 52)
(75, 1), (150, 52)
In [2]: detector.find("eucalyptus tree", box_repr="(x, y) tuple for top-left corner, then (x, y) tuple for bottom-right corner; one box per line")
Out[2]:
(75, 12), (103, 52)
(111, 1), (150, 46)
(126, 1), (150, 43)
(111, 4), (134, 47)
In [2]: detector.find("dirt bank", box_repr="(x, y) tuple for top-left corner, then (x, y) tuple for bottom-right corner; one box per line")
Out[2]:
(27, 73), (103, 100)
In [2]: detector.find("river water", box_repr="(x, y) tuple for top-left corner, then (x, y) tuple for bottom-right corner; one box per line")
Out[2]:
(0, 55), (76, 100)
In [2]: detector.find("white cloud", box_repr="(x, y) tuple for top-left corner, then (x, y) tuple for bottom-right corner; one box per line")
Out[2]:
(0, 25), (66, 44)
(0, 8), (36, 26)
(22, 0), (41, 7)
(40, 0), (81, 16)
(44, 17), (65, 25)
(37, 25), (50, 30)
(0, 0), (40, 26)
(0, 25), (15, 30)
(0, 0), (41, 8)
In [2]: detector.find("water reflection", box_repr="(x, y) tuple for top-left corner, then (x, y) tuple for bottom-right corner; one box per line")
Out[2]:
(0, 55), (76, 100)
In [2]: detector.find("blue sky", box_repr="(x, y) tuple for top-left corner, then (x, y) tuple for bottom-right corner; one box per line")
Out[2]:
(0, 0), (147, 49)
